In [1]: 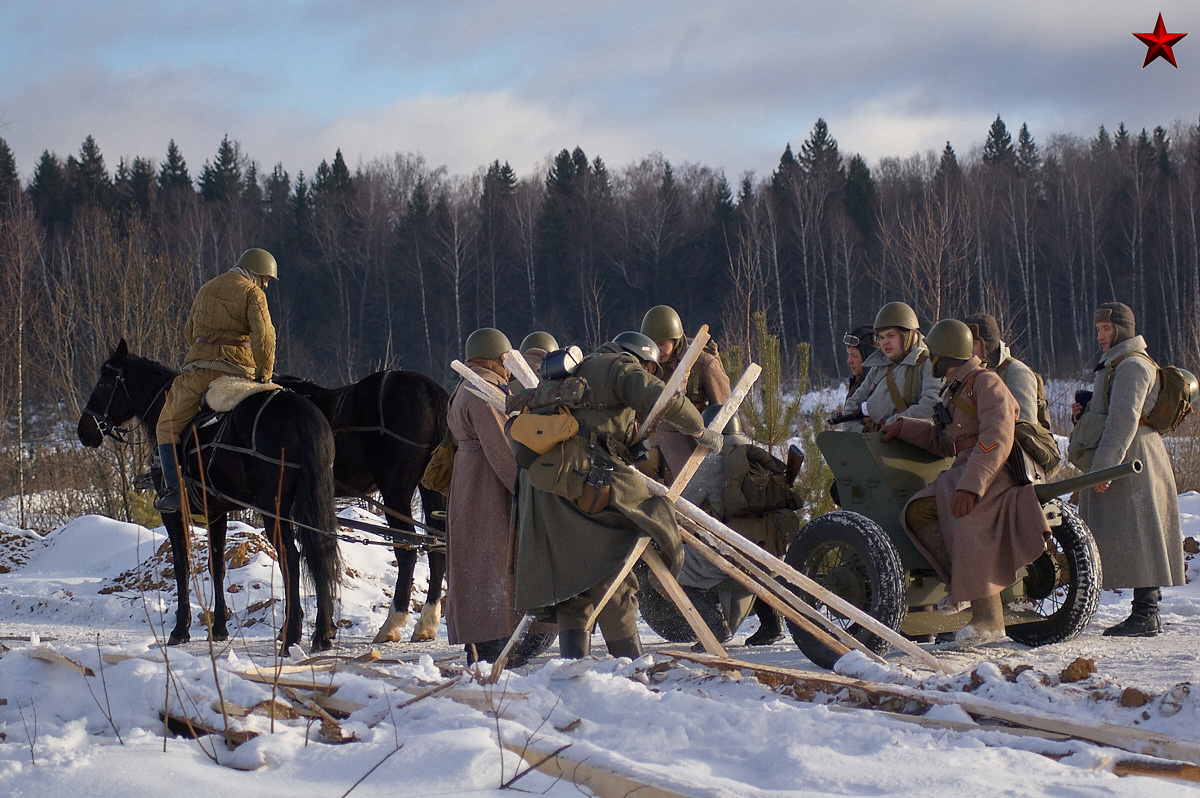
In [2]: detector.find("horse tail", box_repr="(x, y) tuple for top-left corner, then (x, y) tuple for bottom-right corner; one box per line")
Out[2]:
(292, 407), (343, 597)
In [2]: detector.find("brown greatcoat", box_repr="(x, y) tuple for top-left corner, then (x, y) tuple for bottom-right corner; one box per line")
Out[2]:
(445, 363), (524, 645)
(650, 338), (731, 478)
(897, 357), (1050, 604)
(1077, 336), (1185, 588)
(514, 344), (706, 614)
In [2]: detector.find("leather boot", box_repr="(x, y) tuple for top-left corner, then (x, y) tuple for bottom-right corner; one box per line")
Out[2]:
(1103, 587), (1163, 637)
(954, 593), (1006, 647)
(153, 443), (182, 512)
(605, 632), (643, 659)
(557, 629), (591, 659)
(745, 598), (783, 646)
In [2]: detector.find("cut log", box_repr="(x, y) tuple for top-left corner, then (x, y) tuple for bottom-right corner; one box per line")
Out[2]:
(502, 349), (540, 389)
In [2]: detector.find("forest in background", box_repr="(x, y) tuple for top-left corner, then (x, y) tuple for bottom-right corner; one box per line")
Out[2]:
(3, 114), (1200, 446)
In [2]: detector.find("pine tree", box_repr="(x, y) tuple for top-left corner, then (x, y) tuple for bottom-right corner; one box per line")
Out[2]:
(74, 135), (113, 209)
(982, 115), (1015, 168)
(199, 135), (243, 206)
(129, 156), (155, 211)
(1016, 123), (1041, 177)
(28, 150), (70, 232)
(739, 311), (800, 456)
(843, 153), (876, 239)
(158, 139), (191, 192)
(0, 137), (19, 212)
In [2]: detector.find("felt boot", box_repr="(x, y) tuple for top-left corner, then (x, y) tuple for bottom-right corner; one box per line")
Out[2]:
(954, 593), (1006, 647)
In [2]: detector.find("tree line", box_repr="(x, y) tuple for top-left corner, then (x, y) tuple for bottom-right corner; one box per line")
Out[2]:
(3, 114), (1200, 433)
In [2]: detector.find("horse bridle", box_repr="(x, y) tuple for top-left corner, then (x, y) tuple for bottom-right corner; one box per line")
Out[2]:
(83, 361), (166, 443)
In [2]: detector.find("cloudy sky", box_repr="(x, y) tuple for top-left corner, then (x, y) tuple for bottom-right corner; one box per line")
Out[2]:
(1, 1), (1197, 184)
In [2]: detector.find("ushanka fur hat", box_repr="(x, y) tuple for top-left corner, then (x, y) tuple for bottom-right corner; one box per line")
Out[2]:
(1095, 302), (1136, 344)
(961, 312), (1001, 365)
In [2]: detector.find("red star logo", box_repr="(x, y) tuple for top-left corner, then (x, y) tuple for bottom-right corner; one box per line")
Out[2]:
(1134, 13), (1186, 68)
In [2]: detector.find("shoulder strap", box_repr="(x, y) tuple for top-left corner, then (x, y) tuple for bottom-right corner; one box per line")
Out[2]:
(994, 357), (1011, 376)
(885, 363), (908, 412)
(904, 351), (929, 406)
(950, 372), (980, 418)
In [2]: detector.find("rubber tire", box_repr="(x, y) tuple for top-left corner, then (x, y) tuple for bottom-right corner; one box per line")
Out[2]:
(1007, 499), (1102, 647)
(635, 562), (700, 643)
(783, 510), (906, 669)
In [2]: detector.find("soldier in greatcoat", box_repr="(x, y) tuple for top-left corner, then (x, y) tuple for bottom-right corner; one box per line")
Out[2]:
(881, 320), (1049, 647)
(1069, 302), (1185, 636)
(962, 312), (1040, 426)
(843, 301), (941, 430)
(513, 331), (720, 659)
(446, 327), (551, 665)
(641, 305), (731, 480)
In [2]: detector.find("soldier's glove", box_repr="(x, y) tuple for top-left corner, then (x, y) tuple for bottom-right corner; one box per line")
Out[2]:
(695, 427), (723, 453)
(254, 376), (268, 383)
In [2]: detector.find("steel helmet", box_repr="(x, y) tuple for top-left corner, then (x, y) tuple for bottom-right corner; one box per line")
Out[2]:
(237, 248), (278, 280)
(640, 305), (684, 342)
(612, 331), (660, 363)
(519, 331), (558, 353)
(873, 301), (919, 332)
(464, 327), (512, 361)
(701, 404), (742, 436)
(924, 319), (974, 360)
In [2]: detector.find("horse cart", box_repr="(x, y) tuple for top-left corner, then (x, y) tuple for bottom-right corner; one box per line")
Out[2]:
(639, 429), (1139, 669)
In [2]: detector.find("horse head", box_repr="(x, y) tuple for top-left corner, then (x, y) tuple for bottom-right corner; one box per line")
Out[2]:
(78, 339), (137, 447)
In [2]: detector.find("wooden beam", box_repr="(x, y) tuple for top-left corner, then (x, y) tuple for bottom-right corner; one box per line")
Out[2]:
(666, 364), (761, 502)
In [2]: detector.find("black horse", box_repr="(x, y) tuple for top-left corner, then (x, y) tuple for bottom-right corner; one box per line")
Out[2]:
(77, 339), (342, 651)
(273, 370), (450, 644)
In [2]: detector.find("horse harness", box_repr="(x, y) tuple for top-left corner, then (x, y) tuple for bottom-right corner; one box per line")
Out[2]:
(326, 370), (437, 450)
(83, 361), (169, 443)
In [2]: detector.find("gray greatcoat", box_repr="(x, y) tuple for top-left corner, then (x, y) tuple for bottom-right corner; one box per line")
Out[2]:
(898, 357), (1050, 603)
(1077, 336), (1185, 589)
(993, 342), (1040, 426)
(844, 334), (941, 426)
(445, 364), (525, 645)
(514, 344), (705, 612)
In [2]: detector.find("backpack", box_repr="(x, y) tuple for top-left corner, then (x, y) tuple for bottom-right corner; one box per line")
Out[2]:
(950, 370), (1059, 482)
(722, 445), (802, 517)
(995, 359), (1060, 476)
(1106, 352), (1198, 434)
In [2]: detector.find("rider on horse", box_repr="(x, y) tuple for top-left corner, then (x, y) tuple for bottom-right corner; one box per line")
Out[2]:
(153, 248), (278, 512)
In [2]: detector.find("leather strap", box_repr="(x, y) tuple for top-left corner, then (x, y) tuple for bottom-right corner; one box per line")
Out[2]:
(885, 364), (908, 412)
(197, 336), (251, 349)
(954, 436), (978, 453)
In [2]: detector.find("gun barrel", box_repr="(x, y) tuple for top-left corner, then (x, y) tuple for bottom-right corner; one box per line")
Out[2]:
(1035, 460), (1143, 503)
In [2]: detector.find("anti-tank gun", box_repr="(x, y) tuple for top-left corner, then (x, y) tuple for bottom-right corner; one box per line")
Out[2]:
(781, 430), (1138, 668)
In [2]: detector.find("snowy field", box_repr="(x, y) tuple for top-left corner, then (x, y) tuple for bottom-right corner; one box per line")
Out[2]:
(1, 490), (1199, 797)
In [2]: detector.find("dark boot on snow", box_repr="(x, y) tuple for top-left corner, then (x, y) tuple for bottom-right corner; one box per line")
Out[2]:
(1103, 587), (1163, 637)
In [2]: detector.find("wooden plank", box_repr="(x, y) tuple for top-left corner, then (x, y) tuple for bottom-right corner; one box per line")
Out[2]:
(503, 349), (540, 388)
(234, 671), (339, 693)
(636, 324), (709, 442)
(640, 545), (729, 660)
(499, 732), (691, 798)
(28, 646), (94, 677)
(676, 519), (857, 661)
(666, 364), (762, 502)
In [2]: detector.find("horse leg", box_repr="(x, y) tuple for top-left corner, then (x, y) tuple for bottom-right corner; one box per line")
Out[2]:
(270, 519), (305, 653)
(207, 513), (230, 642)
(374, 545), (415, 643)
(163, 512), (192, 645)
(411, 546), (446, 642)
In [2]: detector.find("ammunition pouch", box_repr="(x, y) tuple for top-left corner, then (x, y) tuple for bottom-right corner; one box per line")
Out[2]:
(508, 407), (579, 455)
(932, 402), (953, 431)
(577, 460), (613, 514)
(526, 435), (592, 502)
(506, 375), (589, 414)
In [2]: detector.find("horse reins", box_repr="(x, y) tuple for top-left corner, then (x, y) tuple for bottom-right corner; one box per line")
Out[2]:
(84, 362), (169, 443)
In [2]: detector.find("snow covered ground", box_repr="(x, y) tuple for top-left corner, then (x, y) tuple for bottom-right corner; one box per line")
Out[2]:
(1, 493), (1199, 797)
